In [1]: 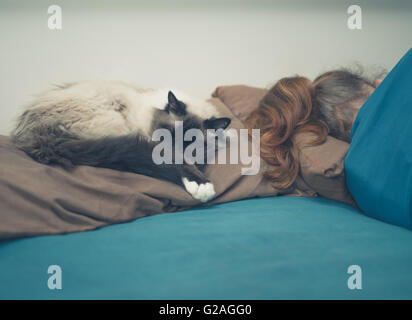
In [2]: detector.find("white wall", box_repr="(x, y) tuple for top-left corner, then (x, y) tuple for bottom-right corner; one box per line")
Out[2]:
(0, 0), (411, 135)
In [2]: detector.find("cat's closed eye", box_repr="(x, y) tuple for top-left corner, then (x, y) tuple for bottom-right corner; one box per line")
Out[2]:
(114, 102), (127, 113)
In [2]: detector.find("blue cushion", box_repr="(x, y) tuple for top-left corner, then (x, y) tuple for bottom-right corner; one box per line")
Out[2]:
(346, 48), (412, 229)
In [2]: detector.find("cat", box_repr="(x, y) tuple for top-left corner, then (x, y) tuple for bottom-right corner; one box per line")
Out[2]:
(11, 80), (231, 203)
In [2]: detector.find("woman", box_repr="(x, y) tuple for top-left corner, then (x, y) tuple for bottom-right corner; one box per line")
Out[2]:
(246, 70), (383, 190)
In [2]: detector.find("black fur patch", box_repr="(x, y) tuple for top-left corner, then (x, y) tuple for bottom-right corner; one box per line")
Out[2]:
(165, 91), (187, 116)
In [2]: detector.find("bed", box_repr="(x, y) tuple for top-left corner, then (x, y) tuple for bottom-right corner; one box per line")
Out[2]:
(1, 49), (412, 300)
(1, 196), (412, 300)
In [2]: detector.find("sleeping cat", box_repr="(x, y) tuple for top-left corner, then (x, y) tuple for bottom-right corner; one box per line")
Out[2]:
(11, 81), (231, 202)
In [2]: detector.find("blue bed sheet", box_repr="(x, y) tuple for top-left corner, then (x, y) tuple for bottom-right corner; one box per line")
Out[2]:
(1, 196), (412, 299)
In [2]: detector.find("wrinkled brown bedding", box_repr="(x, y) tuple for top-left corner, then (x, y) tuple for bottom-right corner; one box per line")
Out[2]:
(0, 92), (354, 241)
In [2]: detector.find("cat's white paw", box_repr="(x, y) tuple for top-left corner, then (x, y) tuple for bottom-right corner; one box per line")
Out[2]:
(182, 177), (216, 203)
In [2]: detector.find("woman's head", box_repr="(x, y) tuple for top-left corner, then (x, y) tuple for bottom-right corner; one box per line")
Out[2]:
(246, 69), (381, 189)
(313, 70), (380, 142)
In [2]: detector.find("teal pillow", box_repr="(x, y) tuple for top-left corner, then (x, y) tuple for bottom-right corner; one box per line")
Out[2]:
(345, 48), (412, 230)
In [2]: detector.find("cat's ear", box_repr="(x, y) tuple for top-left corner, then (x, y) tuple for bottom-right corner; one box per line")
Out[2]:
(166, 91), (186, 116)
(203, 117), (231, 130)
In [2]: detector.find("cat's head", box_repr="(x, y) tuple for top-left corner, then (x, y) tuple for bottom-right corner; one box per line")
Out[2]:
(152, 90), (231, 135)
(151, 90), (231, 166)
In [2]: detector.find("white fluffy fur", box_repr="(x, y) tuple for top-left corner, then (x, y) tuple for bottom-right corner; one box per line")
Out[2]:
(182, 177), (216, 203)
(21, 80), (219, 139)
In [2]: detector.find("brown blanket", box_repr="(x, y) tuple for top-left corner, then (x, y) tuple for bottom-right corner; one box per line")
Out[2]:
(0, 94), (354, 241)
(0, 98), (284, 241)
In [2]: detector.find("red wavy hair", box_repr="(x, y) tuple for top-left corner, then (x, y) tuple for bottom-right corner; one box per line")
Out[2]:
(246, 77), (328, 189)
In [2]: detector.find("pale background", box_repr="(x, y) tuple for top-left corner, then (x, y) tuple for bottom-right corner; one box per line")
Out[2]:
(0, 0), (411, 135)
